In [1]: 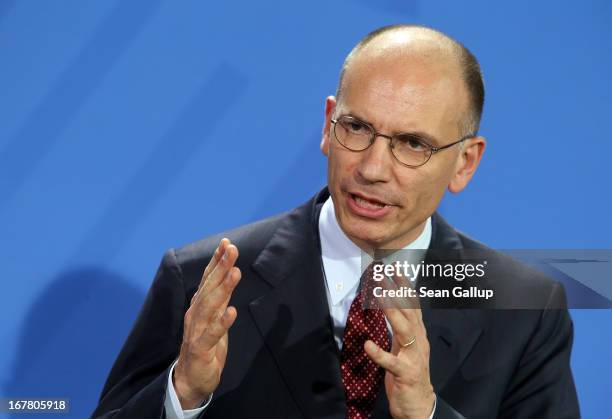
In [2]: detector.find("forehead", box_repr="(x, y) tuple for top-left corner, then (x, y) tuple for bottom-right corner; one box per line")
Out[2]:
(338, 42), (468, 139)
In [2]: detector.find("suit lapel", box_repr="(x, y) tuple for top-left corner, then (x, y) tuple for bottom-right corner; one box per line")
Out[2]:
(421, 213), (484, 392)
(248, 189), (347, 419)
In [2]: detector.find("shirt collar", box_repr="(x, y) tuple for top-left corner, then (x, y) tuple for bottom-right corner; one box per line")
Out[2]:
(318, 196), (432, 305)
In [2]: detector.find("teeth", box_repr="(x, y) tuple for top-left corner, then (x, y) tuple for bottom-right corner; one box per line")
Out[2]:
(354, 195), (386, 209)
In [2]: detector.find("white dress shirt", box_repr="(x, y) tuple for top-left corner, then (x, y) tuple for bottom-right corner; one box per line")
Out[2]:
(318, 196), (432, 350)
(165, 196), (435, 418)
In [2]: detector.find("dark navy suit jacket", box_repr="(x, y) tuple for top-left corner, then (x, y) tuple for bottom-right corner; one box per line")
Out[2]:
(92, 187), (579, 418)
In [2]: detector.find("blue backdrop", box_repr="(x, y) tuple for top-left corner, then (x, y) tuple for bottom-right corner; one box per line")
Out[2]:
(1, 1), (610, 417)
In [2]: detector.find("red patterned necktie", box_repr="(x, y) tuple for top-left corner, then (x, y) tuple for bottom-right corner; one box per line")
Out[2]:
(340, 262), (391, 418)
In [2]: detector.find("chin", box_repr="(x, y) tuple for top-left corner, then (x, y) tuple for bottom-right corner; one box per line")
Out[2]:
(342, 220), (393, 249)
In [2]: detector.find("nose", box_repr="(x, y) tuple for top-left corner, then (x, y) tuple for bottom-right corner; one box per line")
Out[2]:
(355, 134), (394, 183)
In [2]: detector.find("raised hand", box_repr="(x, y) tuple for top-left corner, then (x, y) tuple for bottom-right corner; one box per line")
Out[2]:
(364, 306), (435, 419)
(173, 238), (241, 409)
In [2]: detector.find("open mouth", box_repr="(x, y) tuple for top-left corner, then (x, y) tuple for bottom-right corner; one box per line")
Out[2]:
(351, 193), (389, 209)
(346, 192), (395, 218)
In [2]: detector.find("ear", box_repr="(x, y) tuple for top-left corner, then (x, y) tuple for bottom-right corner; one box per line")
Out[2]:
(320, 96), (337, 157)
(448, 136), (486, 193)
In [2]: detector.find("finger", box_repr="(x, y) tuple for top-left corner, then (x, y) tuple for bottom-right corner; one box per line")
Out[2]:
(183, 268), (239, 341)
(408, 308), (428, 346)
(202, 238), (230, 282)
(221, 306), (238, 329)
(398, 307), (422, 323)
(197, 266), (242, 323)
(364, 340), (403, 377)
(414, 306), (424, 322)
(376, 280), (421, 321)
(388, 309), (430, 362)
(213, 267), (242, 313)
(390, 269), (413, 289)
(192, 244), (239, 307)
(374, 276), (396, 308)
(199, 306), (238, 350)
(204, 244), (239, 294)
(393, 308), (426, 339)
(378, 275), (419, 310)
(383, 308), (417, 351)
(192, 239), (231, 305)
(404, 308), (425, 342)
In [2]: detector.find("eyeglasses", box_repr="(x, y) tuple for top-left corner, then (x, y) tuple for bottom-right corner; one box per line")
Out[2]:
(330, 115), (474, 168)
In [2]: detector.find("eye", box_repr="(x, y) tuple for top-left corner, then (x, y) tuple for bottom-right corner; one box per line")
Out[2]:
(396, 134), (428, 152)
(340, 118), (369, 135)
(348, 122), (364, 133)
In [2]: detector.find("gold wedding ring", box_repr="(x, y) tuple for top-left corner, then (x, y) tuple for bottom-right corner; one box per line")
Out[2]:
(401, 336), (417, 348)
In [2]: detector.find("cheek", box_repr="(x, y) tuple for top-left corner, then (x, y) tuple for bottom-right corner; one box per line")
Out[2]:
(396, 170), (448, 216)
(328, 149), (358, 184)
(326, 155), (346, 200)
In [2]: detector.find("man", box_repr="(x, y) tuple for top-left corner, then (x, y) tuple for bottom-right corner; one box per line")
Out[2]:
(92, 25), (579, 418)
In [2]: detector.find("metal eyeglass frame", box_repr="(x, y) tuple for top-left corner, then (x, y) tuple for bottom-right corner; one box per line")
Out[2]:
(330, 115), (475, 168)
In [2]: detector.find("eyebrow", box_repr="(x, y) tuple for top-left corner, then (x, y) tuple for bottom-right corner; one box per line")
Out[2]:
(342, 111), (442, 146)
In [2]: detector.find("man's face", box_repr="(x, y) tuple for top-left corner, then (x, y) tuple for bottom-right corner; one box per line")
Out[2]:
(321, 48), (471, 251)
